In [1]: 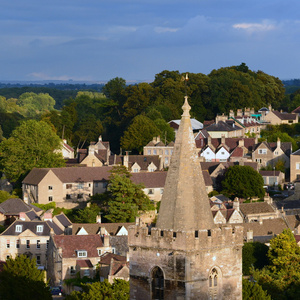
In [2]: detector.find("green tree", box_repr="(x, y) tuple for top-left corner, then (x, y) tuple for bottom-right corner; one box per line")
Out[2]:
(253, 229), (300, 299)
(221, 165), (265, 199)
(73, 204), (101, 223)
(153, 118), (175, 143)
(120, 115), (160, 153)
(243, 242), (269, 276)
(106, 166), (154, 222)
(242, 279), (271, 300)
(0, 255), (51, 300)
(0, 190), (17, 203)
(0, 120), (65, 183)
(65, 279), (129, 300)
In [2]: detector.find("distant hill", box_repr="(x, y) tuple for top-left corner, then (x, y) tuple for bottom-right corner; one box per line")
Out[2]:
(282, 79), (300, 94)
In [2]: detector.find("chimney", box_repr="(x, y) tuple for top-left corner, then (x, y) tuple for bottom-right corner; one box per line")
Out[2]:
(19, 212), (26, 221)
(43, 212), (53, 222)
(277, 137), (281, 149)
(238, 139), (244, 147)
(207, 135), (212, 146)
(99, 135), (102, 141)
(103, 235), (110, 247)
(124, 152), (129, 169)
(221, 135), (225, 145)
(135, 217), (140, 226)
(63, 139), (67, 144)
(233, 197), (240, 211)
(96, 213), (102, 224)
(86, 202), (91, 208)
(246, 230), (253, 242)
(229, 110), (234, 118)
(157, 136), (161, 143)
(89, 144), (96, 155)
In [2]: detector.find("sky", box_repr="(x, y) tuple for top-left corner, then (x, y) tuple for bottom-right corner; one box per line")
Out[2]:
(1, 0), (300, 83)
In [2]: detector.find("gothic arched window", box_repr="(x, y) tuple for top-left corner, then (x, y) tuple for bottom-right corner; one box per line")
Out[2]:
(209, 268), (219, 300)
(151, 266), (164, 300)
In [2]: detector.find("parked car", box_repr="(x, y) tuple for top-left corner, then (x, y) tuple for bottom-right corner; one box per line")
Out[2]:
(50, 286), (63, 296)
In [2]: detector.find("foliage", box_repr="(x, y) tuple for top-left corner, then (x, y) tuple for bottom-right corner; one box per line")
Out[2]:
(242, 279), (271, 300)
(253, 229), (300, 299)
(0, 119), (65, 183)
(242, 242), (269, 276)
(0, 255), (51, 300)
(106, 166), (154, 222)
(153, 118), (175, 143)
(221, 165), (265, 199)
(65, 279), (129, 300)
(120, 115), (160, 153)
(31, 202), (56, 211)
(0, 190), (17, 203)
(73, 204), (101, 223)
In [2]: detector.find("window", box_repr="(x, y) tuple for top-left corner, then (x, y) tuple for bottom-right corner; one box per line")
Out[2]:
(36, 255), (41, 265)
(70, 266), (76, 274)
(48, 196), (53, 202)
(6, 255), (10, 260)
(133, 168), (139, 173)
(98, 249), (102, 256)
(151, 266), (164, 300)
(46, 240), (49, 249)
(66, 184), (72, 189)
(147, 150), (151, 155)
(258, 149), (267, 154)
(37, 225), (43, 233)
(15, 225), (22, 233)
(102, 182), (108, 188)
(148, 189), (154, 195)
(77, 183), (84, 189)
(88, 183), (91, 187)
(16, 239), (20, 249)
(84, 269), (90, 277)
(77, 250), (87, 257)
(296, 163), (300, 170)
(209, 268), (219, 300)
(256, 159), (262, 163)
(77, 194), (83, 199)
(26, 240), (30, 249)
(48, 186), (53, 190)
(165, 157), (169, 164)
(160, 189), (164, 195)
(66, 194), (71, 199)
(165, 150), (169, 155)
(221, 152), (225, 155)
(111, 248), (116, 254)
(153, 149), (157, 155)
(274, 151), (279, 155)
(37, 240), (40, 249)
(95, 182), (98, 188)
(6, 240), (10, 248)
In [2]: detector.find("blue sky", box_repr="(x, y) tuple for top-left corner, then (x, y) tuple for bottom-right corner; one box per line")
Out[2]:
(1, 0), (300, 82)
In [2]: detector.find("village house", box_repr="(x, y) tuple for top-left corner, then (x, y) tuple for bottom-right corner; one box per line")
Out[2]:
(259, 170), (285, 186)
(47, 234), (111, 289)
(290, 149), (300, 182)
(264, 109), (298, 125)
(0, 211), (71, 269)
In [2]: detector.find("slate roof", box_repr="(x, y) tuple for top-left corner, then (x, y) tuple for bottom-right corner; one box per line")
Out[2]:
(72, 222), (134, 236)
(54, 235), (103, 258)
(205, 121), (243, 132)
(1, 219), (63, 236)
(259, 170), (281, 176)
(292, 106), (300, 114)
(239, 202), (276, 215)
(292, 149), (300, 156)
(131, 171), (167, 188)
(23, 166), (113, 185)
(0, 198), (35, 215)
(54, 213), (72, 228)
(272, 110), (297, 121)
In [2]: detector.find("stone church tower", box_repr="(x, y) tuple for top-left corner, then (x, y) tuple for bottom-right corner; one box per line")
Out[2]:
(129, 97), (243, 300)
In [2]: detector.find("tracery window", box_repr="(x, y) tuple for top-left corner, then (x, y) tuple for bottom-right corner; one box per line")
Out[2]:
(209, 268), (219, 300)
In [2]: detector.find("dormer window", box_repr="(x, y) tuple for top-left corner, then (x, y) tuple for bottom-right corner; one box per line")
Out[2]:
(133, 168), (139, 173)
(258, 149), (267, 154)
(37, 225), (43, 233)
(77, 250), (87, 257)
(48, 186), (53, 190)
(15, 225), (22, 233)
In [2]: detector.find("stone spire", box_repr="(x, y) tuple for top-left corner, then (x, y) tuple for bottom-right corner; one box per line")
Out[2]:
(156, 96), (215, 231)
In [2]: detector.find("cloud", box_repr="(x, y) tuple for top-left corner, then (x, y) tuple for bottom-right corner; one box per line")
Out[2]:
(233, 21), (276, 33)
(154, 27), (179, 33)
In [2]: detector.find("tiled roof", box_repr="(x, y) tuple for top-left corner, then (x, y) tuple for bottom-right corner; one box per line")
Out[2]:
(239, 202), (276, 215)
(292, 106), (300, 114)
(131, 172), (167, 188)
(54, 235), (103, 258)
(23, 166), (113, 185)
(205, 121), (242, 132)
(0, 198), (34, 215)
(99, 252), (126, 265)
(202, 170), (213, 186)
(76, 259), (93, 268)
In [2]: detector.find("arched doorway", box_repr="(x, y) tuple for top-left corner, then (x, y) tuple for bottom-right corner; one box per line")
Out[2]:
(151, 266), (164, 300)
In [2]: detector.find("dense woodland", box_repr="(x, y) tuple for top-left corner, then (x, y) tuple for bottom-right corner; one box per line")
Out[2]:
(2, 64), (300, 155)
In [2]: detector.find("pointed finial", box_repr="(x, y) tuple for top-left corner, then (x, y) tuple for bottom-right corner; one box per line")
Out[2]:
(182, 96), (191, 117)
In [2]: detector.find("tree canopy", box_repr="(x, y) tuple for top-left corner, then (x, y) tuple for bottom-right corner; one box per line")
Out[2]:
(65, 279), (129, 300)
(0, 119), (65, 183)
(0, 255), (51, 300)
(105, 165), (154, 222)
(221, 165), (265, 199)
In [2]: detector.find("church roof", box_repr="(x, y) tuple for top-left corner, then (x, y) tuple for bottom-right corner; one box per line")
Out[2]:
(156, 97), (215, 231)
